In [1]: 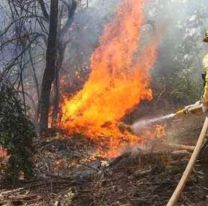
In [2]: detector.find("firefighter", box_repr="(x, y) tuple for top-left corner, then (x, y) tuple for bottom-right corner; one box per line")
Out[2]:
(202, 31), (208, 113)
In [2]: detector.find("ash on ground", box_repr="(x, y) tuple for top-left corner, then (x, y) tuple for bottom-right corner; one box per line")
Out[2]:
(0, 128), (208, 206)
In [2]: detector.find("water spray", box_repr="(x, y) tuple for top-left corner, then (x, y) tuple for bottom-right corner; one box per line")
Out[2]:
(119, 101), (202, 134)
(131, 113), (176, 133)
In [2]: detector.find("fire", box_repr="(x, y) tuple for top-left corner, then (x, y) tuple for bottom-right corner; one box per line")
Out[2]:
(0, 147), (7, 162)
(154, 125), (166, 138)
(142, 124), (167, 141)
(60, 0), (158, 157)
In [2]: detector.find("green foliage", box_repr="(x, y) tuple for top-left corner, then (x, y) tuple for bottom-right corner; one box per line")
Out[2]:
(152, 65), (202, 108)
(0, 82), (36, 183)
(169, 68), (202, 104)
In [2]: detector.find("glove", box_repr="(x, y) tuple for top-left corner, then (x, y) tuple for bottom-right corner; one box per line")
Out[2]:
(203, 103), (208, 113)
(202, 97), (208, 114)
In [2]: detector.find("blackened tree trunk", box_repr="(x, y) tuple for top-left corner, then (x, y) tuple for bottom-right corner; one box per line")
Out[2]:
(51, 0), (77, 127)
(51, 45), (65, 127)
(39, 0), (59, 133)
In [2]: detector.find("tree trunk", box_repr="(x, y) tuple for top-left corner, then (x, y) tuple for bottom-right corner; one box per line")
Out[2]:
(51, 0), (77, 127)
(51, 46), (65, 127)
(39, 0), (59, 133)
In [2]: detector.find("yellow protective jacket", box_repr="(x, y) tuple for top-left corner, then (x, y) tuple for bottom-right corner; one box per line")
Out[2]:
(203, 54), (208, 103)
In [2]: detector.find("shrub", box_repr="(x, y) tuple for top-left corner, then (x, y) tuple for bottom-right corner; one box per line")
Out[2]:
(0, 82), (36, 183)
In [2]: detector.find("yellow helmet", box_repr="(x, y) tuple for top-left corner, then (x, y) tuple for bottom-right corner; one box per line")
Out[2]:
(203, 31), (208, 43)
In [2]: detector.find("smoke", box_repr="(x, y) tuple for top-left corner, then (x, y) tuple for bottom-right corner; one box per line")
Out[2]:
(64, 0), (120, 69)
(64, 0), (208, 68)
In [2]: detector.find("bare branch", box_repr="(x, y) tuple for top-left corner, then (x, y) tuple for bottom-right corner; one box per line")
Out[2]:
(0, 15), (48, 38)
(61, 0), (77, 34)
(0, 35), (40, 82)
(38, 0), (49, 20)
(0, 32), (47, 49)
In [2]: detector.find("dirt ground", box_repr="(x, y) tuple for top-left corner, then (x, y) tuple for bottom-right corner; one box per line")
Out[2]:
(1, 114), (208, 206)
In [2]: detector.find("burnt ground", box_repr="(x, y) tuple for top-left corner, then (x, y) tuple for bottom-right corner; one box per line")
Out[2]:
(1, 114), (208, 206)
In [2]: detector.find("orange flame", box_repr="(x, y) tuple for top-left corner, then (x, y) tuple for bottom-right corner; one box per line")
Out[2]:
(0, 147), (7, 161)
(60, 0), (158, 156)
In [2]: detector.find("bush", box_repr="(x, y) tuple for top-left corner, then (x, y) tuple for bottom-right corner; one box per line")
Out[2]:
(0, 82), (36, 183)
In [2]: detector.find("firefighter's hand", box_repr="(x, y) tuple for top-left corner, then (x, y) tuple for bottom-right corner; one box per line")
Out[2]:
(202, 100), (208, 114)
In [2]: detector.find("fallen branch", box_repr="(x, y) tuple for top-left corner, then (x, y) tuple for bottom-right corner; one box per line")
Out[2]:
(168, 143), (195, 152)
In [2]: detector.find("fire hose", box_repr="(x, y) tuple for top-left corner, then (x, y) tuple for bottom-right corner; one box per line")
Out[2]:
(175, 101), (202, 116)
(120, 101), (208, 205)
(153, 101), (208, 205)
(166, 116), (208, 206)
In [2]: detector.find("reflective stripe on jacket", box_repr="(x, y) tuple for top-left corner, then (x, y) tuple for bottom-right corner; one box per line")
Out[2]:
(203, 54), (208, 103)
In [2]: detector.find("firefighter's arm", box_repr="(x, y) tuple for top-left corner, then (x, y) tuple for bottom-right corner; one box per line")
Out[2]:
(203, 68), (208, 112)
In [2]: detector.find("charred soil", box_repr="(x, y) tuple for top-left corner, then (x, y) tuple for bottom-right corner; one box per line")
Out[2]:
(0, 115), (208, 206)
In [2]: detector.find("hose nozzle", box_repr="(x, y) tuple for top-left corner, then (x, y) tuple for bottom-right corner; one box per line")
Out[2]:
(176, 108), (187, 116)
(176, 101), (202, 116)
